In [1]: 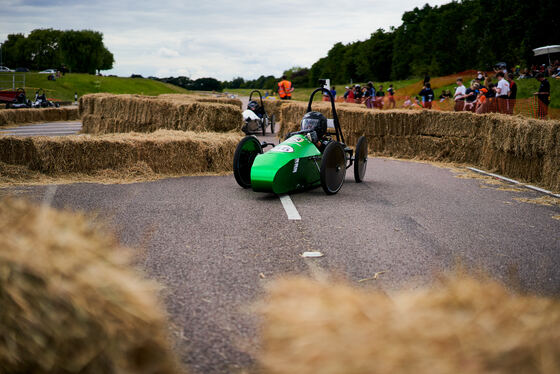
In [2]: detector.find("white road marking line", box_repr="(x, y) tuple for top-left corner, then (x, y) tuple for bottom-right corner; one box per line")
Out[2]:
(467, 167), (560, 198)
(278, 194), (301, 220)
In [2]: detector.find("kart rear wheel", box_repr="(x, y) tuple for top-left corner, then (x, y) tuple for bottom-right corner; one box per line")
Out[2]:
(233, 136), (263, 188)
(320, 141), (346, 195)
(270, 115), (275, 134)
(354, 136), (368, 183)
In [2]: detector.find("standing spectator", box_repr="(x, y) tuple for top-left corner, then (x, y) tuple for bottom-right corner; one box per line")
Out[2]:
(419, 83), (435, 109)
(277, 75), (294, 100)
(486, 83), (497, 112)
(330, 86), (336, 101)
(507, 73), (517, 114)
(475, 88), (489, 114)
(364, 82), (375, 109)
(534, 73), (550, 119)
(375, 84), (385, 109)
(453, 78), (466, 111)
(423, 74), (430, 84)
(463, 82), (479, 112)
(354, 85), (363, 104)
(495, 72), (510, 114)
(345, 86), (355, 103)
(387, 84), (396, 108)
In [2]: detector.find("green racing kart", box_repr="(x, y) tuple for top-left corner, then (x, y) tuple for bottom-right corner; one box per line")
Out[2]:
(233, 87), (368, 195)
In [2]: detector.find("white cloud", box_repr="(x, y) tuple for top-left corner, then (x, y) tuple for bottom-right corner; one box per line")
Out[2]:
(0, 0), (451, 80)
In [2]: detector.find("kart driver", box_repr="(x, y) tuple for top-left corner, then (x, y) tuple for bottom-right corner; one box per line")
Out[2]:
(299, 111), (328, 151)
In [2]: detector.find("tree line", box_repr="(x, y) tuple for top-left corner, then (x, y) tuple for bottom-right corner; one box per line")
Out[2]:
(309, 0), (559, 84)
(1, 29), (114, 74)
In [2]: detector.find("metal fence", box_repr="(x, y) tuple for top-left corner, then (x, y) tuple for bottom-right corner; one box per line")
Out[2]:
(0, 73), (26, 90)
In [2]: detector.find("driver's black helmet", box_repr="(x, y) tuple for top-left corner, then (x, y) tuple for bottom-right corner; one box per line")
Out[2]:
(300, 111), (327, 139)
(247, 100), (259, 111)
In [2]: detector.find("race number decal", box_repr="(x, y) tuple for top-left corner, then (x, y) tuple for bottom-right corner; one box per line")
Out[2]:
(286, 136), (305, 143)
(271, 145), (294, 153)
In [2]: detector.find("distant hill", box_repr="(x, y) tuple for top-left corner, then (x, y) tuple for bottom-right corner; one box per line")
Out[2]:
(0, 73), (189, 102)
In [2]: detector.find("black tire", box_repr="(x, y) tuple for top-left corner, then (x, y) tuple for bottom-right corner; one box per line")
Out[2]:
(320, 141), (346, 195)
(270, 115), (275, 134)
(261, 119), (266, 136)
(233, 136), (263, 188)
(354, 136), (368, 183)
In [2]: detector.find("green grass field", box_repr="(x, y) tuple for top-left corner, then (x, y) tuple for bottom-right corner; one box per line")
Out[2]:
(0, 72), (189, 102)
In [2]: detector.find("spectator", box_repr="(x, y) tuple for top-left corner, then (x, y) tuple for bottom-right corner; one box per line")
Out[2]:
(463, 82), (479, 112)
(330, 86), (336, 101)
(354, 85), (363, 104)
(278, 75), (294, 100)
(403, 96), (412, 108)
(345, 86), (355, 103)
(419, 83), (435, 109)
(486, 83), (497, 112)
(423, 74), (430, 84)
(534, 73), (550, 119)
(495, 71), (510, 114)
(439, 90), (452, 101)
(475, 88), (489, 114)
(375, 84), (385, 109)
(387, 84), (396, 108)
(453, 78), (466, 111)
(507, 73), (517, 114)
(364, 82), (375, 109)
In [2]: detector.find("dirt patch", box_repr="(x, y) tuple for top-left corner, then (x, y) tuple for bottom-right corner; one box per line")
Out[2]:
(514, 196), (560, 206)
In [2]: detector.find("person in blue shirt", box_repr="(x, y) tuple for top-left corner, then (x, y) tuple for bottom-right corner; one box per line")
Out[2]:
(330, 86), (336, 101)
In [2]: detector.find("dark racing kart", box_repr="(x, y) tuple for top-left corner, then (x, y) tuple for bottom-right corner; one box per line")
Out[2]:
(233, 87), (368, 195)
(242, 90), (275, 136)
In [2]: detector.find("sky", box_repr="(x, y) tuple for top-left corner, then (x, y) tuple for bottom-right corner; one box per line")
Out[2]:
(0, 0), (450, 80)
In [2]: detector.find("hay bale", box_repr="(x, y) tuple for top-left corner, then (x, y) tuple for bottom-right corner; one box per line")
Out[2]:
(79, 94), (243, 134)
(0, 198), (182, 373)
(259, 275), (560, 374)
(0, 107), (79, 127)
(277, 104), (560, 192)
(0, 130), (242, 180)
(157, 94), (243, 109)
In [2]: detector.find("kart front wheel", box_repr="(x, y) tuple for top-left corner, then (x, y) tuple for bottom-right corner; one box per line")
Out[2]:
(233, 136), (263, 188)
(354, 136), (368, 183)
(320, 141), (346, 195)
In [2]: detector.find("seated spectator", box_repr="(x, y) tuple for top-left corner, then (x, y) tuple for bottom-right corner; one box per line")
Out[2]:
(439, 90), (452, 101)
(403, 96), (412, 108)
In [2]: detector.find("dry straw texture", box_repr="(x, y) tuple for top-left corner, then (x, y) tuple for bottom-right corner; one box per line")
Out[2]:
(278, 102), (560, 192)
(259, 275), (560, 374)
(79, 93), (242, 134)
(0, 198), (183, 373)
(0, 107), (79, 127)
(0, 130), (241, 183)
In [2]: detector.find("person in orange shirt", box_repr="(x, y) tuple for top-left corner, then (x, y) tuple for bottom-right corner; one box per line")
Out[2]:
(475, 88), (489, 114)
(278, 76), (294, 100)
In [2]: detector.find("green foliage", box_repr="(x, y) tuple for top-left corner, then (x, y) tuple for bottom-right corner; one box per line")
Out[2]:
(0, 72), (188, 101)
(1, 29), (114, 73)
(307, 0), (560, 83)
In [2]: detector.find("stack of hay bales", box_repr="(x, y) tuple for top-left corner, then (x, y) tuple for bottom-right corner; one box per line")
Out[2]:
(278, 103), (560, 192)
(259, 275), (560, 374)
(158, 94), (243, 109)
(0, 130), (241, 178)
(0, 107), (79, 127)
(0, 198), (183, 373)
(80, 94), (243, 135)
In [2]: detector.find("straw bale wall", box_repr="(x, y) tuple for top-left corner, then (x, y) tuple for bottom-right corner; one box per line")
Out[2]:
(0, 107), (79, 127)
(0, 130), (241, 177)
(259, 275), (560, 374)
(279, 102), (560, 192)
(0, 198), (182, 373)
(79, 94), (242, 134)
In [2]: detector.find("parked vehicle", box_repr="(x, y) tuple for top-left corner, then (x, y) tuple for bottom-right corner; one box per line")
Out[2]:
(0, 66), (15, 72)
(38, 69), (57, 74)
(15, 67), (30, 72)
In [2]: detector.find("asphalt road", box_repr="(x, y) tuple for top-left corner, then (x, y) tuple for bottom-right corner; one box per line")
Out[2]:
(0, 121), (82, 136)
(3, 153), (559, 373)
